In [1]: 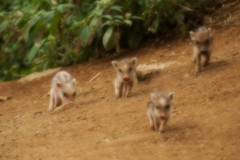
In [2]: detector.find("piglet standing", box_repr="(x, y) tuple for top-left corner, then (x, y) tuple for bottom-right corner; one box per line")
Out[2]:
(190, 27), (213, 73)
(49, 71), (76, 111)
(147, 92), (174, 133)
(112, 57), (137, 98)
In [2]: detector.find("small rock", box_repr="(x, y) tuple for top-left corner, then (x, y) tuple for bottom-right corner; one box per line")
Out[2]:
(34, 112), (42, 115)
(103, 138), (110, 143)
(232, 52), (239, 56)
(184, 74), (190, 78)
(15, 115), (20, 119)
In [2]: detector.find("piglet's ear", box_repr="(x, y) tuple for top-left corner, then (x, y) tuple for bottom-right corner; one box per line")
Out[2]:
(150, 93), (157, 102)
(189, 31), (196, 41)
(56, 82), (62, 89)
(131, 57), (137, 66)
(207, 28), (212, 33)
(112, 61), (118, 69)
(72, 78), (76, 84)
(168, 92), (174, 101)
(207, 28), (213, 38)
(72, 78), (77, 87)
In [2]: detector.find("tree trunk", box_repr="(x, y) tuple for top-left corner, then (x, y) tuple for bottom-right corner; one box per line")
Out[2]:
(115, 25), (120, 54)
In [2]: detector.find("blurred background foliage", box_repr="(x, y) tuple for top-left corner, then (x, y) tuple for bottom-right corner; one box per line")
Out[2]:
(0, 0), (221, 81)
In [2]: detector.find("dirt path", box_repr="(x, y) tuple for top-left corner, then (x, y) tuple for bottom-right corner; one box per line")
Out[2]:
(1, 22), (240, 160)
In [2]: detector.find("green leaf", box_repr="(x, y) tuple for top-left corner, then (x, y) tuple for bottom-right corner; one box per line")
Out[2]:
(93, 8), (104, 16)
(102, 15), (112, 20)
(124, 19), (132, 26)
(90, 17), (99, 27)
(125, 13), (132, 18)
(0, 20), (9, 34)
(27, 39), (46, 62)
(55, 4), (75, 13)
(113, 15), (123, 20)
(131, 16), (143, 20)
(110, 5), (123, 13)
(80, 26), (92, 45)
(49, 15), (61, 35)
(113, 19), (122, 25)
(42, 11), (55, 23)
(24, 13), (41, 41)
(181, 5), (193, 12)
(102, 27), (115, 51)
(101, 21), (112, 28)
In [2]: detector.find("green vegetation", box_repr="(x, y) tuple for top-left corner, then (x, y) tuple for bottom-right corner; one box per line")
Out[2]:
(0, 0), (219, 81)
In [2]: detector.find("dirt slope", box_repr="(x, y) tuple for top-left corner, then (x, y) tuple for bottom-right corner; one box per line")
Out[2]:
(1, 17), (240, 160)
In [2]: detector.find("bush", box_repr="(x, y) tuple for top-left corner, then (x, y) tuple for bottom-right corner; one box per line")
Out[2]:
(0, 0), (219, 81)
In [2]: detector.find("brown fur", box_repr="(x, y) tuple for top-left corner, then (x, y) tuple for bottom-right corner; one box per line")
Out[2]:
(147, 92), (174, 133)
(49, 71), (76, 111)
(190, 27), (213, 74)
(112, 58), (137, 98)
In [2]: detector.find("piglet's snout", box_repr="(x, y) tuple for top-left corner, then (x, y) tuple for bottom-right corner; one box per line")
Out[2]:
(160, 113), (167, 119)
(67, 97), (75, 103)
(123, 76), (130, 81)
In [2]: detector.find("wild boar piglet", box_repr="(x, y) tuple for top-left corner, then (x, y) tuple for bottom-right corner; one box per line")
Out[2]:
(147, 92), (174, 133)
(49, 71), (76, 111)
(190, 27), (213, 73)
(112, 57), (137, 98)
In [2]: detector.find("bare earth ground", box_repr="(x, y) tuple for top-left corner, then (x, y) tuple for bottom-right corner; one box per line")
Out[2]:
(1, 7), (240, 160)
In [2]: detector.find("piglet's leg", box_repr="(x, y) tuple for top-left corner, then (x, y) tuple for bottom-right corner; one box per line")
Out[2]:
(115, 80), (123, 98)
(204, 54), (210, 67)
(193, 48), (198, 64)
(153, 118), (159, 131)
(159, 119), (168, 133)
(49, 90), (56, 112)
(196, 54), (201, 73)
(193, 54), (197, 64)
(149, 116), (154, 130)
(126, 82), (133, 98)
